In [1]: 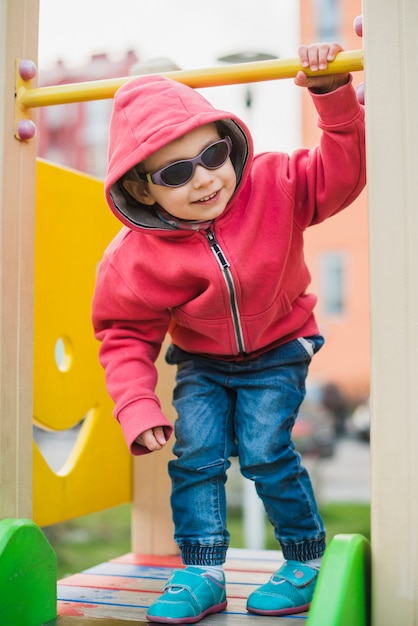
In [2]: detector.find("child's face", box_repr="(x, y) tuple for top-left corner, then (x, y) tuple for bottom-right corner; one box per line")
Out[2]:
(136, 123), (237, 222)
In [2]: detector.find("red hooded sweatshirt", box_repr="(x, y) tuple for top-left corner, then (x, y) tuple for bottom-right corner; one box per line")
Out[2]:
(92, 74), (366, 455)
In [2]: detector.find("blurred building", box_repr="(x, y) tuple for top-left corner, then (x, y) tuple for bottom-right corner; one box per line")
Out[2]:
(301, 0), (369, 404)
(37, 53), (181, 177)
(37, 51), (139, 176)
(36, 0), (368, 405)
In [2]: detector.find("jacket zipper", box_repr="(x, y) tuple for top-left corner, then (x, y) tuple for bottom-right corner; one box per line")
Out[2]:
(205, 230), (246, 355)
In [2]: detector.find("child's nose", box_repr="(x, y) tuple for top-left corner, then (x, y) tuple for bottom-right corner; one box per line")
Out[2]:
(192, 165), (214, 186)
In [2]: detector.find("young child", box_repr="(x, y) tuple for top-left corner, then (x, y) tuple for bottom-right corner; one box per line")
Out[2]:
(92, 42), (365, 623)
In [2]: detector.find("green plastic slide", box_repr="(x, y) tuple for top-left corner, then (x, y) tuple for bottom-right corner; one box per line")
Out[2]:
(307, 533), (371, 626)
(0, 518), (57, 626)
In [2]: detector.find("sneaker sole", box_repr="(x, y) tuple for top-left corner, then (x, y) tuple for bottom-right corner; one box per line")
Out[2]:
(146, 599), (228, 624)
(247, 601), (310, 616)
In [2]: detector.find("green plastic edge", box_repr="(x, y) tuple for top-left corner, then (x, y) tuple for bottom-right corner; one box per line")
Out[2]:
(307, 533), (371, 626)
(0, 518), (57, 626)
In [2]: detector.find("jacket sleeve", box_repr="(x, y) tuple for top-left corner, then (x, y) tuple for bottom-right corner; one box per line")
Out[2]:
(287, 76), (366, 229)
(92, 252), (173, 455)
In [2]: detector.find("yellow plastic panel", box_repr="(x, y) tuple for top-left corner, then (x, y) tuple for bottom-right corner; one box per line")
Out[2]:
(33, 160), (131, 526)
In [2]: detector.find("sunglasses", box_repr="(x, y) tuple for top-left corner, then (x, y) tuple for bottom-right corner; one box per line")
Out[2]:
(137, 136), (232, 188)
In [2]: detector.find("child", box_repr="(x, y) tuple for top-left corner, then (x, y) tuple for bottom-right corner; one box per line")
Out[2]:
(92, 42), (365, 623)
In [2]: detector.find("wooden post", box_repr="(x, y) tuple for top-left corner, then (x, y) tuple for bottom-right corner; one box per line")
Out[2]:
(364, 0), (418, 623)
(132, 341), (177, 554)
(0, 0), (38, 519)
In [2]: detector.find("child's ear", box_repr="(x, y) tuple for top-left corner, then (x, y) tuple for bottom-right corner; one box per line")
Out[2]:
(122, 179), (156, 206)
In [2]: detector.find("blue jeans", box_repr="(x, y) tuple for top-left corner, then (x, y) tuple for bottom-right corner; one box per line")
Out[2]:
(165, 336), (326, 565)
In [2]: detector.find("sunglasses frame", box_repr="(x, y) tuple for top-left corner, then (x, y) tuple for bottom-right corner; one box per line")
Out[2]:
(137, 136), (232, 188)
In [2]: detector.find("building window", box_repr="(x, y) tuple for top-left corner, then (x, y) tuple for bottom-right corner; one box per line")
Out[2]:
(320, 251), (346, 315)
(313, 0), (340, 40)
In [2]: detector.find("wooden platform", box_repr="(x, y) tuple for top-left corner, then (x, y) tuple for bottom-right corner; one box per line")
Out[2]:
(49, 548), (309, 625)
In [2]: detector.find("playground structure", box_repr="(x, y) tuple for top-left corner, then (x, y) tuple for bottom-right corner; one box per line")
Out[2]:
(1, 0), (418, 624)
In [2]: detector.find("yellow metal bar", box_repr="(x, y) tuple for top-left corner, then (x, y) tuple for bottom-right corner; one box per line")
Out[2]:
(18, 49), (363, 109)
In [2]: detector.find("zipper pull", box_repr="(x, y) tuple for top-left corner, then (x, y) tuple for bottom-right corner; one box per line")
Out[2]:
(206, 231), (229, 270)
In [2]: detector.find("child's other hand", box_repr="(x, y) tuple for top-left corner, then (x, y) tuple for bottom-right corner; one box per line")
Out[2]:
(294, 42), (349, 93)
(136, 426), (167, 452)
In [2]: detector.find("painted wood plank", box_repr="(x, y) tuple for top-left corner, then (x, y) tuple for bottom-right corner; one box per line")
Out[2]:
(59, 587), (307, 613)
(58, 581), (270, 603)
(58, 573), (161, 592)
(59, 572), (270, 591)
(111, 547), (283, 569)
(57, 600), (308, 624)
(111, 553), (182, 567)
(57, 601), (148, 620)
(81, 561), (278, 582)
(57, 582), (309, 623)
(64, 563), (278, 583)
(45, 618), (148, 626)
(58, 583), (269, 604)
(79, 563), (173, 579)
(107, 554), (282, 576)
(58, 585), (153, 606)
(56, 550), (308, 625)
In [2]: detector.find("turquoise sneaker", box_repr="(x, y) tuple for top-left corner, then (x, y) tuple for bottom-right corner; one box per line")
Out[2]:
(246, 560), (319, 616)
(146, 566), (227, 624)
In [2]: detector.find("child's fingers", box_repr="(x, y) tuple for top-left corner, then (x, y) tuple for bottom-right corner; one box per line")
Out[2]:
(294, 70), (309, 88)
(153, 426), (167, 446)
(298, 43), (329, 71)
(136, 426), (167, 451)
(299, 42), (344, 71)
(298, 45), (311, 69)
(313, 43), (333, 70)
(326, 42), (344, 62)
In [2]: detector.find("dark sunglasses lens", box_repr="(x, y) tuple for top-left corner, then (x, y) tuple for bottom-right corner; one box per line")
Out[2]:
(158, 139), (230, 186)
(160, 161), (193, 186)
(202, 141), (229, 168)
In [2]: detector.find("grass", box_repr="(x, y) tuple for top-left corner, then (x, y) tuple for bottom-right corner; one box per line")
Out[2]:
(43, 504), (132, 579)
(45, 501), (370, 579)
(227, 503), (370, 551)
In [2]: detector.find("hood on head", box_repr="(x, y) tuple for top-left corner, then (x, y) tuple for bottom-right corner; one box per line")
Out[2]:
(105, 75), (253, 231)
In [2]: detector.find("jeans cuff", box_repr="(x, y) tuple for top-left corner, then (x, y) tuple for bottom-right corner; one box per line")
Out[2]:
(180, 543), (228, 565)
(281, 537), (326, 562)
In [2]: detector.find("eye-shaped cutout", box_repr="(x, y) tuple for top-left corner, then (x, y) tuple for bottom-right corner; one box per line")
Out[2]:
(54, 336), (73, 372)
